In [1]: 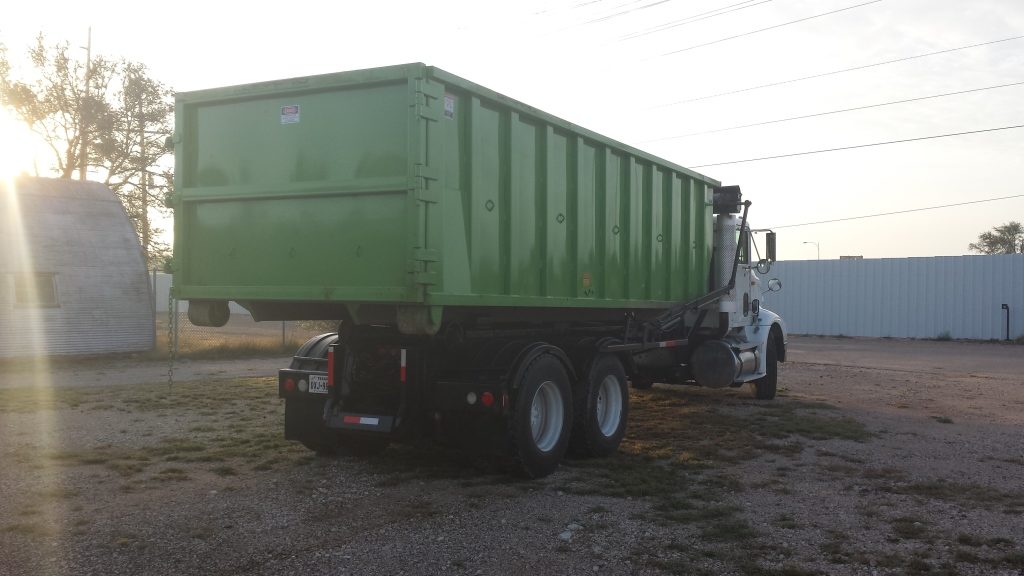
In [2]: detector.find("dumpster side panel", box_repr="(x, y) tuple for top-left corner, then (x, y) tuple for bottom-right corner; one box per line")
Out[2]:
(429, 69), (714, 309)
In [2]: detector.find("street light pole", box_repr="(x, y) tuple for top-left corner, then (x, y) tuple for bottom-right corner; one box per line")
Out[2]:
(803, 241), (820, 260)
(79, 27), (91, 180)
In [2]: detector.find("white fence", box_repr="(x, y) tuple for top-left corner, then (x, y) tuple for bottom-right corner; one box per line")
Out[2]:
(150, 272), (249, 315)
(761, 254), (1024, 340)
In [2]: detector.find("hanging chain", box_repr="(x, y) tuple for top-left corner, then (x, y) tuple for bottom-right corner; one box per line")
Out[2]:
(167, 290), (176, 392)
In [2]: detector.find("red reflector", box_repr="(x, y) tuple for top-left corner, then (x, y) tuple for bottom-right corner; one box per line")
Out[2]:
(480, 391), (495, 407)
(327, 349), (335, 387)
(284, 378), (296, 392)
(399, 349), (407, 383)
(342, 415), (361, 424)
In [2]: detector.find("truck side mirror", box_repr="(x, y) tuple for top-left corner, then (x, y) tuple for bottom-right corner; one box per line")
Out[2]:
(766, 231), (777, 262)
(768, 278), (782, 292)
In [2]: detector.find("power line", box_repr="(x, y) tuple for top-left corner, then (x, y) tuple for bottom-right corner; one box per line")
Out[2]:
(647, 80), (1024, 142)
(586, 0), (675, 24)
(690, 123), (1024, 168)
(620, 0), (770, 40)
(661, 0), (883, 57)
(768, 194), (1024, 230)
(653, 35), (1024, 108)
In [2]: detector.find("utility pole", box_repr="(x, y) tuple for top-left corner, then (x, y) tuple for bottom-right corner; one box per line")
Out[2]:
(79, 27), (91, 180)
(139, 96), (150, 266)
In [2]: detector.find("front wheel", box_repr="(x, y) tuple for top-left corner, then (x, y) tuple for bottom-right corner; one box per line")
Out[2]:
(750, 337), (778, 400)
(511, 354), (573, 478)
(571, 354), (629, 458)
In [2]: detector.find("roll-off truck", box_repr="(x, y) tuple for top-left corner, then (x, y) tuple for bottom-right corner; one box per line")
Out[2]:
(171, 64), (787, 478)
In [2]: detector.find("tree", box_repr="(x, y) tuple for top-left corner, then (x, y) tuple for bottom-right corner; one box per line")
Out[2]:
(102, 62), (175, 268)
(968, 221), (1023, 255)
(0, 34), (174, 267)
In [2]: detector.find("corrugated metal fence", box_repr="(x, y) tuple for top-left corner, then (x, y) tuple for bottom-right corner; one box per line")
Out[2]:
(761, 254), (1024, 340)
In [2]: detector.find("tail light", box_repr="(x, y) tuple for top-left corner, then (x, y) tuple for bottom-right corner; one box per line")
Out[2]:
(327, 348), (335, 387)
(480, 391), (495, 408)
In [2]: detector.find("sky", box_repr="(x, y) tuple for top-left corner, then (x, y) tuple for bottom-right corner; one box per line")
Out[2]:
(2, 0), (1023, 260)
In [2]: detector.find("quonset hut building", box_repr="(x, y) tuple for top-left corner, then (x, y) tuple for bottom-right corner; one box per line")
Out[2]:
(0, 176), (154, 357)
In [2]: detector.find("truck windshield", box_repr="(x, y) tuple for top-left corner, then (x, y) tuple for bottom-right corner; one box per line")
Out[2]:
(736, 228), (749, 264)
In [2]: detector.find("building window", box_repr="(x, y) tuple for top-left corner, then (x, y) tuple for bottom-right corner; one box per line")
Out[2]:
(14, 272), (60, 307)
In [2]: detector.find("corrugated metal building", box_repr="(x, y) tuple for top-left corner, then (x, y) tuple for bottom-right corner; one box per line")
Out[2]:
(761, 255), (1024, 340)
(0, 177), (154, 357)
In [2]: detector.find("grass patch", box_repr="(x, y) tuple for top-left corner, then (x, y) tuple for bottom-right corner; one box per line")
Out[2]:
(557, 388), (877, 574)
(888, 516), (931, 541)
(3, 522), (57, 537)
(188, 526), (214, 540)
(773, 513), (800, 529)
(155, 467), (190, 482)
(882, 479), (1024, 510)
(0, 377), (280, 415)
(6, 378), (305, 489)
(931, 416), (954, 424)
(210, 465), (238, 477)
(623, 389), (870, 470)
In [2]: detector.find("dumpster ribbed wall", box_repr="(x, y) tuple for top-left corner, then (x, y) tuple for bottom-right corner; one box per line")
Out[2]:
(761, 255), (1024, 340)
(430, 67), (715, 307)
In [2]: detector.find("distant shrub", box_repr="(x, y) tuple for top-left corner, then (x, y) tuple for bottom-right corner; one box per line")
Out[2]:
(935, 331), (952, 341)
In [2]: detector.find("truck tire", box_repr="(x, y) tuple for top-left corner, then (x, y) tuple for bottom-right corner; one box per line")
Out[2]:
(511, 354), (573, 479)
(287, 398), (339, 456)
(570, 354), (629, 458)
(286, 334), (340, 455)
(751, 338), (778, 400)
(289, 332), (338, 371)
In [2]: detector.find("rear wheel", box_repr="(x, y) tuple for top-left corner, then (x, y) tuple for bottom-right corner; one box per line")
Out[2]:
(511, 354), (573, 478)
(571, 355), (629, 458)
(750, 337), (778, 400)
(287, 398), (338, 455)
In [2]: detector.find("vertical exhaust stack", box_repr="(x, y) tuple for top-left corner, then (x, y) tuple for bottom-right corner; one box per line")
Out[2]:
(712, 185), (743, 318)
(714, 213), (739, 290)
(712, 186), (742, 290)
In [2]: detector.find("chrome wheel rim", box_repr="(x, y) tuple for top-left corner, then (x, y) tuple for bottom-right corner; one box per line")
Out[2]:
(596, 375), (623, 437)
(530, 380), (564, 453)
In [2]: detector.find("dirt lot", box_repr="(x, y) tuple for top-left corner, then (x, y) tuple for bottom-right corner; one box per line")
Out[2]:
(1, 336), (1022, 576)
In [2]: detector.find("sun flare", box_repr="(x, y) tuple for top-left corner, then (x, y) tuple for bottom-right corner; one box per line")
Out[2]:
(0, 108), (43, 179)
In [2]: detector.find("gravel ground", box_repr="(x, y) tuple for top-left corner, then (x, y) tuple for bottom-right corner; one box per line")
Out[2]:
(1, 336), (1022, 576)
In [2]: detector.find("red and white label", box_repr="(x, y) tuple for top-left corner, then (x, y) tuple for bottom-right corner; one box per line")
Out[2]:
(342, 415), (380, 426)
(400, 348), (407, 383)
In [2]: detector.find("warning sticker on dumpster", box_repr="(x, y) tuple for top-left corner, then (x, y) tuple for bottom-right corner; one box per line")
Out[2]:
(444, 94), (455, 119)
(280, 105), (300, 124)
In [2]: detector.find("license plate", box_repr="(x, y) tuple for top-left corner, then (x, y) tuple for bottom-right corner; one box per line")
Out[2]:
(309, 374), (328, 394)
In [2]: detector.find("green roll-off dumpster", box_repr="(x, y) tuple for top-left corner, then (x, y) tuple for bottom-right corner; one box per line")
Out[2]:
(171, 63), (787, 477)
